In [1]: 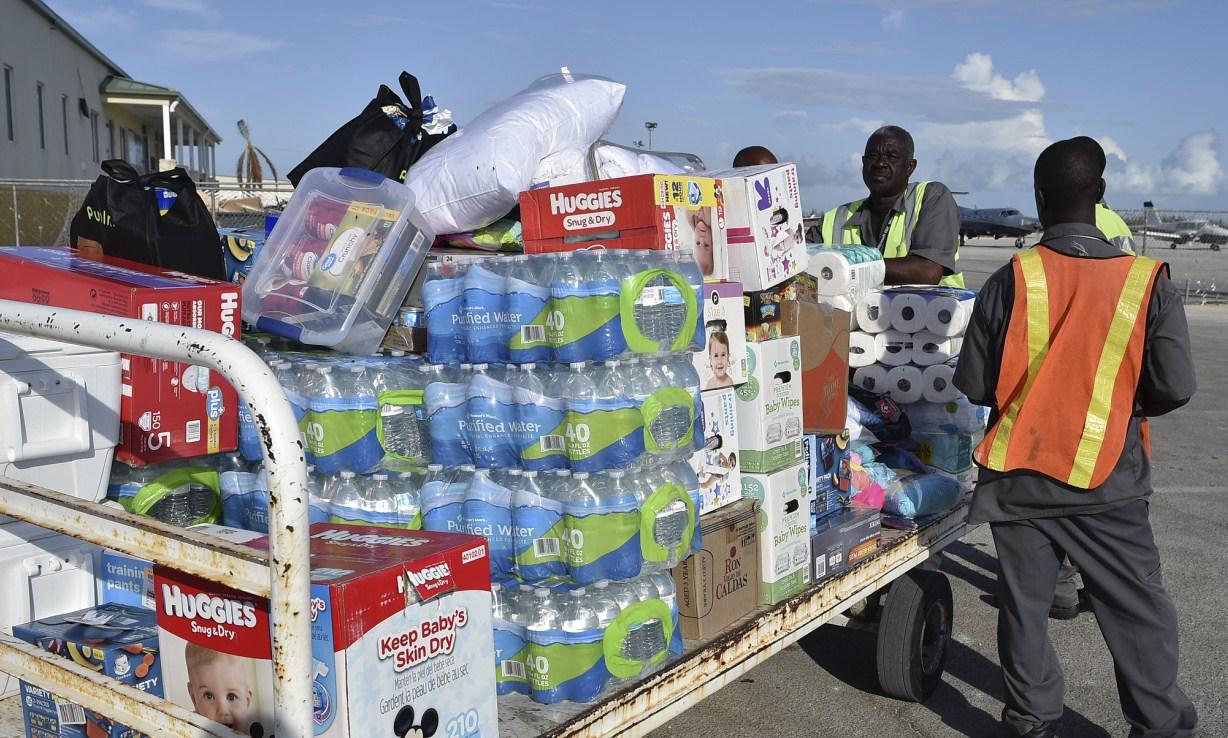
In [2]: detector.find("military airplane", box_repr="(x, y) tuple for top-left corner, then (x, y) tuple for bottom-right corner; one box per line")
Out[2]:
(957, 206), (1040, 248)
(1140, 201), (1227, 251)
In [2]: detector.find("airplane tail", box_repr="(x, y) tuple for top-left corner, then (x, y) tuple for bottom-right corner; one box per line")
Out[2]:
(1143, 201), (1163, 228)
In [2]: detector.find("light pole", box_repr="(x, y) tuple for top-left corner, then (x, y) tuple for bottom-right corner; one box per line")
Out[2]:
(644, 121), (658, 150)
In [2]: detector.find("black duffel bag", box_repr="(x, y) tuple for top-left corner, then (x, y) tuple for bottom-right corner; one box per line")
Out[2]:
(288, 71), (455, 186)
(69, 160), (225, 280)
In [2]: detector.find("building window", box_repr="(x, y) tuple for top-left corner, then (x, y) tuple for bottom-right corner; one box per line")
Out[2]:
(3, 65), (13, 142)
(61, 94), (69, 156)
(119, 126), (128, 161)
(90, 110), (100, 162)
(36, 82), (45, 149)
(106, 119), (113, 159)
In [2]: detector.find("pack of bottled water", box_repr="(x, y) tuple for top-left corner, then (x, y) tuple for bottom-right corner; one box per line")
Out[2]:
(423, 248), (707, 365)
(424, 356), (703, 472)
(107, 457), (225, 527)
(491, 571), (684, 703)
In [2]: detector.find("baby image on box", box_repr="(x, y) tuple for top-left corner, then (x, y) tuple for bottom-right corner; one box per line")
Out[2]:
(185, 643), (254, 734)
(704, 329), (733, 390)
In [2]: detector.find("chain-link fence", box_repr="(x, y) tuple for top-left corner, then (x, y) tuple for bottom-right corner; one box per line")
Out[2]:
(0, 178), (294, 247)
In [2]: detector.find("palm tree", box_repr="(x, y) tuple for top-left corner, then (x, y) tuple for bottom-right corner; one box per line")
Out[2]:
(234, 119), (278, 186)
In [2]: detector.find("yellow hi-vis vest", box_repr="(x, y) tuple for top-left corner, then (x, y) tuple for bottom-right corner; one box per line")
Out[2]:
(1096, 202), (1137, 255)
(821, 181), (964, 287)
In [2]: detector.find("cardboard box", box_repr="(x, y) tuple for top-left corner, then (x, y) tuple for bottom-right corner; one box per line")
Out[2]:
(734, 336), (803, 474)
(154, 525), (497, 737)
(803, 433), (851, 531)
(520, 173), (728, 281)
(782, 300), (850, 434)
(672, 499), (760, 640)
(14, 603), (162, 738)
(742, 277), (816, 342)
(704, 164), (808, 291)
(810, 506), (882, 585)
(0, 247), (239, 465)
(691, 387), (742, 514)
(741, 464), (810, 605)
(98, 550), (154, 610)
(693, 281), (747, 389)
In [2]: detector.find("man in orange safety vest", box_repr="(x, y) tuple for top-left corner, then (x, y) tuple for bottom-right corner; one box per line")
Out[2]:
(954, 136), (1198, 738)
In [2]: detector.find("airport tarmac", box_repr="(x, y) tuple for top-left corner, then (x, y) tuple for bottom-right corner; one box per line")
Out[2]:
(654, 242), (1228, 738)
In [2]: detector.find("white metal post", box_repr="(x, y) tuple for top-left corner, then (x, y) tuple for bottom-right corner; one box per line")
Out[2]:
(161, 102), (172, 161)
(10, 184), (17, 246)
(0, 299), (313, 738)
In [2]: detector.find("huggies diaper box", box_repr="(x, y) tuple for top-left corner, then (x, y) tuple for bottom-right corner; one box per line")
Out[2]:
(519, 173), (728, 281)
(153, 524), (496, 738)
(0, 247), (239, 465)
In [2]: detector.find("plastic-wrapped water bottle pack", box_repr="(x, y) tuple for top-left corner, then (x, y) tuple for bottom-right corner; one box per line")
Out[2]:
(491, 571), (684, 704)
(423, 249), (706, 365)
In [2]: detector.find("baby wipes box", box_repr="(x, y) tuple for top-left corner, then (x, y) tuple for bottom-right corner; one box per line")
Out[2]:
(782, 300), (850, 434)
(520, 173), (728, 281)
(734, 336), (803, 474)
(153, 525), (496, 738)
(671, 499), (760, 640)
(810, 506), (882, 585)
(741, 464), (810, 605)
(703, 164), (807, 291)
(14, 603), (162, 738)
(691, 386), (742, 514)
(692, 281), (747, 390)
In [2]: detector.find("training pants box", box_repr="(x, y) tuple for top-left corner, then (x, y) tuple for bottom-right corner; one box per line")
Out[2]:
(154, 525), (496, 737)
(520, 173), (728, 280)
(672, 499), (760, 640)
(99, 550), (154, 610)
(703, 164), (807, 291)
(782, 300), (850, 434)
(734, 336), (803, 474)
(693, 281), (747, 389)
(0, 247), (239, 465)
(741, 464), (810, 605)
(810, 506), (882, 585)
(803, 432), (851, 530)
(14, 603), (162, 738)
(691, 387), (742, 514)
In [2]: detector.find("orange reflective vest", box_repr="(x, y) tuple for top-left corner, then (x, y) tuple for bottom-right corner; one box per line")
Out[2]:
(974, 247), (1163, 489)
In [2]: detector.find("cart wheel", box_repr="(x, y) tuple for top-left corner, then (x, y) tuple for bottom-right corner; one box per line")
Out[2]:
(1171, 242), (1178, 249)
(1213, 243), (1221, 252)
(876, 570), (953, 702)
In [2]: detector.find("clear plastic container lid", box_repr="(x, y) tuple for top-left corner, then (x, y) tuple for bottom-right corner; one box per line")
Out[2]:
(241, 167), (435, 355)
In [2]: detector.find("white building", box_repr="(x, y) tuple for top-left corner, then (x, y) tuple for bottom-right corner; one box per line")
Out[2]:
(0, 0), (220, 180)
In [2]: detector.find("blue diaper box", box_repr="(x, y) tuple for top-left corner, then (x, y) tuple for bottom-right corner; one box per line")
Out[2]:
(803, 432), (851, 532)
(98, 550), (154, 610)
(219, 226), (266, 285)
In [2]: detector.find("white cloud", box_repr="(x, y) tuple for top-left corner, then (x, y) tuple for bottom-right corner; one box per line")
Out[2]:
(54, 6), (138, 31)
(881, 9), (906, 30)
(1099, 135), (1128, 162)
(922, 109), (1051, 156)
(952, 53), (1045, 102)
(825, 117), (886, 135)
(158, 30), (284, 60)
(1160, 131), (1223, 195)
(139, 0), (215, 18)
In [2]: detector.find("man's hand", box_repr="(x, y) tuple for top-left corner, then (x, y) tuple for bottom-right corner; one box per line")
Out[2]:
(884, 253), (944, 284)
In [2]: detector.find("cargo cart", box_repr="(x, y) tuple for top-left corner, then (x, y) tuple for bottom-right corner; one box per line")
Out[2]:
(0, 299), (974, 738)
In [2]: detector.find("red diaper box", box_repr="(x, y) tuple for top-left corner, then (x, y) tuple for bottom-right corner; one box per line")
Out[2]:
(520, 173), (728, 281)
(0, 247), (239, 465)
(153, 525), (497, 738)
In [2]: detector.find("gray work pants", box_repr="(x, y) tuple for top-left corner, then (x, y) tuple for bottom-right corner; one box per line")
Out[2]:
(990, 500), (1198, 737)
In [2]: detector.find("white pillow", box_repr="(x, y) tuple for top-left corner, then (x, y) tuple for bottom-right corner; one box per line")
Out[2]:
(406, 71), (626, 235)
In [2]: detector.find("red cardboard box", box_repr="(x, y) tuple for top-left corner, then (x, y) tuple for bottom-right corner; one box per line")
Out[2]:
(0, 247), (239, 465)
(782, 300), (850, 434)
(520, 173), (728, 280)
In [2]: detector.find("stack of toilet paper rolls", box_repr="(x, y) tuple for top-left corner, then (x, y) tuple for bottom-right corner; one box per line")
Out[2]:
(849, 286), (976, 404)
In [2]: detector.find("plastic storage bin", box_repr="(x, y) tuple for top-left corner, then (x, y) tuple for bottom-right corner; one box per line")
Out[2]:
(241, 167), (434, 354)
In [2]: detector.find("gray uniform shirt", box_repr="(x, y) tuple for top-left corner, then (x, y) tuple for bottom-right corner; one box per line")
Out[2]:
(821, 181), (961, 277)
(953, 222), (1196, 523)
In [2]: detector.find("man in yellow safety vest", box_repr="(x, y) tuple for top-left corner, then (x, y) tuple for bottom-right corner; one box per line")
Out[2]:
(819, 126), (963, 286)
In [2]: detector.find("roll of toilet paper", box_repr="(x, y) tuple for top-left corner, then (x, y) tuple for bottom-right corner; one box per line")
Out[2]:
(852, 365), (889, 394)
(807, 245), (886, 301)
(855, 291), (892, 334)
(922, 362), (961, 403)
(820, 294), (860, 331)
(874, 330), (913, 367)
(848, 331), (877, 368)
(924, 293), (976, 337)
(911, 331), (964, 366)
(887, 291), (929, 333)
(886, 365), (925, 404)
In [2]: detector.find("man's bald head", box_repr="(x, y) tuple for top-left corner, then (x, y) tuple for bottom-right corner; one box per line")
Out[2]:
(867, 125), (915, 162)
(1034, 137), (1107, 228)
(733, 146), (778, 168)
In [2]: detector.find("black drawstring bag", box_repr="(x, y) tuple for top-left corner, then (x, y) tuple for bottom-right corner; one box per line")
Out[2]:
(288, 71), (455, 186)
(69, 160), (225, 280)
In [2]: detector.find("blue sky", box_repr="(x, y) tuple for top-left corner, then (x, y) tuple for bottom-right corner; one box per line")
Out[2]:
(47, 0), (1227, 214)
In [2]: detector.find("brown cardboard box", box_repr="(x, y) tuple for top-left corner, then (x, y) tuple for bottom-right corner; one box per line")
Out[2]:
(672, 499), (760, 641)
(782, 300), (850, 434)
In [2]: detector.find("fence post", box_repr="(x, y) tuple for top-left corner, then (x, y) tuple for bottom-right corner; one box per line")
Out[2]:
(11, 184), (18, 246)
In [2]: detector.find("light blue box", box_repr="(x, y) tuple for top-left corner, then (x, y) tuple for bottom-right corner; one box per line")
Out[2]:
(98, 550), (153, 610)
